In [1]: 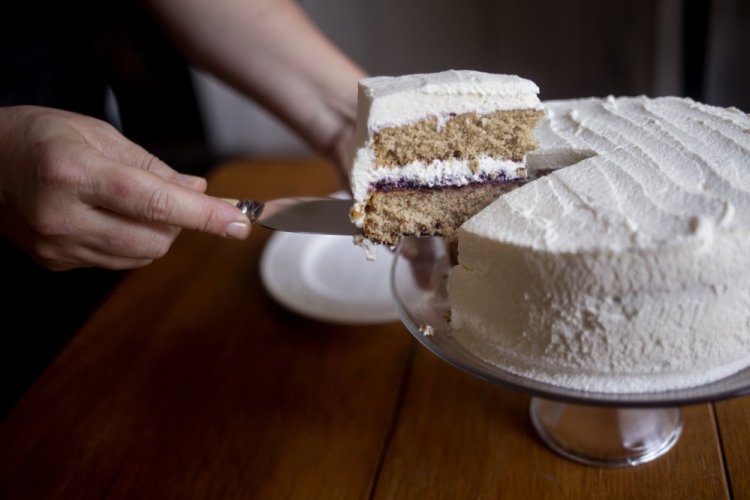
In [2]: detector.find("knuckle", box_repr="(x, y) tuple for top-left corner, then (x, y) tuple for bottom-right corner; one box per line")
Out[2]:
(110, 229), (174, 261)
(29, 210), (66, 239)
(91, 117), (119, 136)
(109, 177), (133, 199)
(30, 241), (66, 270)
(31, 241), (54, 262)
(198, 205), (225, 234)
(143, 187), (176, 222)
(36, 148), (82, 191)
(25, 124), (80, 188)
(138, 152), (164, 174)
(194, 203), (231, 234)
(25, 110), (67, 141)
(97, 230), (158, 261)
(146, 236), (172, 260)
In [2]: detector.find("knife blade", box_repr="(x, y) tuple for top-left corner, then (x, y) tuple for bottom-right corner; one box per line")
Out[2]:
(235, 198), (357, 236)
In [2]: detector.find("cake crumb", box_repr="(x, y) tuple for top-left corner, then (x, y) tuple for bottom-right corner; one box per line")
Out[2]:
(419, 324), (435, 336)
(349, 204), (365, 223)
(442, 310), (452, 324)
(353, 234), (377, 261)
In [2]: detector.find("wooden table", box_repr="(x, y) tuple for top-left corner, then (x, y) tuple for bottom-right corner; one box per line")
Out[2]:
(1, 158), (748, 499)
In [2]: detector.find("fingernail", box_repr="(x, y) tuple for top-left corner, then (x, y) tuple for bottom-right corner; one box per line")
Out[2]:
(225, 221), (250, 240)
(221, 198), (240, 207)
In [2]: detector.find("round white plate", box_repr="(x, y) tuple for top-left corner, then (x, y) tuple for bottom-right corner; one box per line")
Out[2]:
(260, 230), (398, 324)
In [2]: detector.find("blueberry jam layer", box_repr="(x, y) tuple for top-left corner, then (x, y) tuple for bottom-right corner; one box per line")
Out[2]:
(371, 171), (521, 193)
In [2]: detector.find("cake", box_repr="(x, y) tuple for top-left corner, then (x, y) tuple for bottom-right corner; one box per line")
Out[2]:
(349, 70), (545, 245)
(449, 95), (750, 393)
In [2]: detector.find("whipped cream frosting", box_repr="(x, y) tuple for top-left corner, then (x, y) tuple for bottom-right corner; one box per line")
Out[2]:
(353, 70), (542, 151)
(449, 96), (750, 393)
(350, 70), (540, 227)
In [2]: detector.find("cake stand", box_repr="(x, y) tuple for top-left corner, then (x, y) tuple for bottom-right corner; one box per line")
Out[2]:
(390, 237), (750, 467)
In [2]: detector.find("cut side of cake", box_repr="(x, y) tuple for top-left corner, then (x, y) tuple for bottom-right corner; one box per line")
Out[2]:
(449, 96), (750, 393)
(349, 70), (544, 245)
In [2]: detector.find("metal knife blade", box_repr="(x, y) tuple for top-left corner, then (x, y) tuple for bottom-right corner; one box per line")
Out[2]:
(236, 198), (356, 236)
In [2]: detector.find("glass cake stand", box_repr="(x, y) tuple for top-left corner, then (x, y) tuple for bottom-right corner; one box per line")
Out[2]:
(390, 237), (750, 467)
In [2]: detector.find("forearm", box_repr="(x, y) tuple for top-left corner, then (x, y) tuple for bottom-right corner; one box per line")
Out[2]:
(145, 0), (365, 160)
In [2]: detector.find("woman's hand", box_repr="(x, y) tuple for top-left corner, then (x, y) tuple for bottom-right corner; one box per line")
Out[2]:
(0, 105), (251, 271)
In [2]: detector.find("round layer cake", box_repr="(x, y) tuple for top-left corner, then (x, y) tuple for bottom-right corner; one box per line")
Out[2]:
(449, 96), (750, 393)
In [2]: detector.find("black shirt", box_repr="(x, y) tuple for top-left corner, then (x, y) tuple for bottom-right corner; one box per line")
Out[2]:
(1, 0), (209, 415)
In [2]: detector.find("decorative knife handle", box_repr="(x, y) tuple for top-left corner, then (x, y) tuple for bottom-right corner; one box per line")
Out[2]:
(236, 200), (264, 222)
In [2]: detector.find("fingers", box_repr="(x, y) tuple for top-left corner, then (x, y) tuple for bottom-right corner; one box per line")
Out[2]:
(176, 173), (209, 192)
(29, 206), (182, 270)
(89, 125), (208, 193)
(74, 127), (235, 237)
(81, 155), (251, 239)
(32, 232), (165, 271)
(85, 207), (182, 260)
(44, 247), (156, 272)
(127, 149), (208, 193)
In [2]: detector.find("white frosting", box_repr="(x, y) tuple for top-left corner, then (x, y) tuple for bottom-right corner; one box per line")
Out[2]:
(449, 96), (750, 393)
(350, 70), (540, 228)
(353, 70), (541, 151)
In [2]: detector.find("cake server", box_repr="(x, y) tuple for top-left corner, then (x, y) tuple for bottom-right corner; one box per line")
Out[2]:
(233, 198), (357, 236)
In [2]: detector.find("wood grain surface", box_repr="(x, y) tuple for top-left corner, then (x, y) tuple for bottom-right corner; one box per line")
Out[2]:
(1, 158), (747, 499)
(715, 396), (750, 500)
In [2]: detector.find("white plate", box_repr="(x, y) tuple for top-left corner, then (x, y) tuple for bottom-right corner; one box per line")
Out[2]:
(260, 230), (398, 324)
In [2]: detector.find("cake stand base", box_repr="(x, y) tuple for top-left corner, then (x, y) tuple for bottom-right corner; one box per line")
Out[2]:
(529, 398), (683, 467)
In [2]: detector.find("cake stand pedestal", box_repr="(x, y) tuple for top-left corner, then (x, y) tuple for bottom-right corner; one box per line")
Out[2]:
(391, 237), (750, 467)
(529, 399), (682, 466)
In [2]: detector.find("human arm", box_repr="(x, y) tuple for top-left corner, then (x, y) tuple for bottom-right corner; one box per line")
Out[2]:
(144, 0), (366, 179)
(0, 106), (251, 271)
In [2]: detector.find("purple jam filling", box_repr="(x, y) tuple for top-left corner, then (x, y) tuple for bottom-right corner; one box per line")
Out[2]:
(371, 171), (522, 193)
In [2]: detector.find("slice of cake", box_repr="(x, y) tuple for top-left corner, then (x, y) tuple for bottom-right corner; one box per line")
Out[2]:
(449, 96), (750, 393)
(349, 70), (544, 245)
